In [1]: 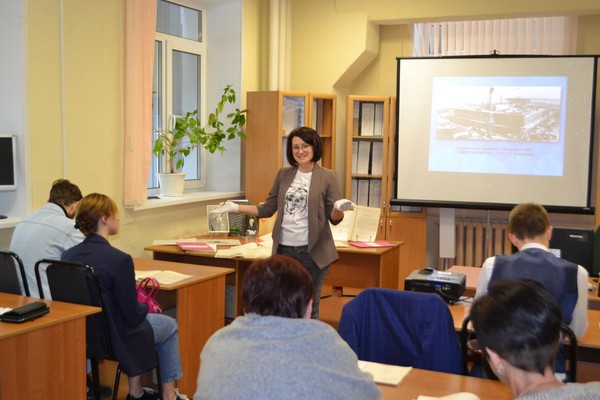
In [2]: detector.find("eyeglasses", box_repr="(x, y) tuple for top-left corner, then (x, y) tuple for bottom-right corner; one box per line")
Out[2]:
(292, 144), (312, 152)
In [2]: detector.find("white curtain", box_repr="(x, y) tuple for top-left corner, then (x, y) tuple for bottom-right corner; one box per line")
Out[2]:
(413, 16), (578, 57)
(123, 0), (157, 206)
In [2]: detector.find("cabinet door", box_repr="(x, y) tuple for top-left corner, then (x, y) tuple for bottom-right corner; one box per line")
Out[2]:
(345, 96), (390, 211)
(385, 213), (427, 284)
(245, 91), (308, 204)
(308, 93), (336, 170)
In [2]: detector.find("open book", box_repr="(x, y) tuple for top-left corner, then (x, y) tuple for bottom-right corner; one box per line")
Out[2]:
(330, 205), (381, 243)
(358, 360), (412, 386)
(135, 270), (193, 285)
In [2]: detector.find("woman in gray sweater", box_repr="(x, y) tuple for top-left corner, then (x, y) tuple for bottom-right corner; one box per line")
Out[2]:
(194, 255), (380, 400)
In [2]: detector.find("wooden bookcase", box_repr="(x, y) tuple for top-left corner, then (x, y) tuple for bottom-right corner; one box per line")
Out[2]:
(345, 95), (393, 212)
(245, 91), (336, 204)
(346, 95), (427, 283)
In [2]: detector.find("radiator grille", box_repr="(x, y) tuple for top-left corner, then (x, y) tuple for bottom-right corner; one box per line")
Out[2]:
(451, 220), (513, 267)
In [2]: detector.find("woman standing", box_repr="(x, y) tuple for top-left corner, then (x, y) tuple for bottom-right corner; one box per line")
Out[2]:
(213, 127), (354, 319)
(62, 193), (188, 400)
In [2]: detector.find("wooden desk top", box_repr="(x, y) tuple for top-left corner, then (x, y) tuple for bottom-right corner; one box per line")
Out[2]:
(0, 292), (99, 340)
(134, 258), (234, 290)
(144, 238), (401, 259)
(449, 301), (600, 350)
(448, 265), (600, 309)
(378, 367), (511, 399)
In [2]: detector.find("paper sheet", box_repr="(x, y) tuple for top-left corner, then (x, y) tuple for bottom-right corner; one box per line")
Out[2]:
(358, 360), (412, 386)
(135, 270), (193, 285)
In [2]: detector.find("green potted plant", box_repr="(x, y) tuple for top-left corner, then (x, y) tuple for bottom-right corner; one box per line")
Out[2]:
(153, 84), (247, 196)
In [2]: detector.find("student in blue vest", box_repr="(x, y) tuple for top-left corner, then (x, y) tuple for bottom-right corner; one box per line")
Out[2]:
(475, 202), (588, 338)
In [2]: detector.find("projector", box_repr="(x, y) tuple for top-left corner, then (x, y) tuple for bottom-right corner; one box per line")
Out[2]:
(404, 268), (466, 303)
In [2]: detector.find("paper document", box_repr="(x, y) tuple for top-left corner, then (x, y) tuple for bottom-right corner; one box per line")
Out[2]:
(215, 242), (272, 259)
(330, 206), (381, 243)
(135, 270), (193, 285)
(358, 360), (411, 386)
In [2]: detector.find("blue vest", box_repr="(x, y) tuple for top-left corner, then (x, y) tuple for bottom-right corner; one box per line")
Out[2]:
(490, 248), (578, 324)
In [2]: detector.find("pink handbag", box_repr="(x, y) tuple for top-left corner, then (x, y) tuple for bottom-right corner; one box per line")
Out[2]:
(136, 277), (162, 313)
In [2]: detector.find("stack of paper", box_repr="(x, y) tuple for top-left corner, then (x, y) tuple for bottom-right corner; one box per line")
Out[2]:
(176, 242), (216, 252)
(215, 242), (271, 259)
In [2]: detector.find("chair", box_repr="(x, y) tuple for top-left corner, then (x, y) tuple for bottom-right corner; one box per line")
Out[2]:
(558, 323), (577, 382)
(338, 288), (462, 374)
(0, 250), (30, 296)
(460, 316), (578, 382)
(34, 259), (161, 400)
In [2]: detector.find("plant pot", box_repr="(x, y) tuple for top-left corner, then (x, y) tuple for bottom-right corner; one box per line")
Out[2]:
(158, 173), (186, 197)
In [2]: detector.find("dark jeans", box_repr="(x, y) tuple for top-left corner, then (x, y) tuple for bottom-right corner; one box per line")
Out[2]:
(278, 244), (330, 320)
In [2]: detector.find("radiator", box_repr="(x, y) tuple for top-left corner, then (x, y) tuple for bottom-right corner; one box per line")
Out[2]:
(452, 220), (513, 267)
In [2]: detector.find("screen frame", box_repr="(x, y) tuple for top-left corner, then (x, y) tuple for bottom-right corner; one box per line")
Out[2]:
(391, 54), (597, 214)
(0, 134), (17, 192)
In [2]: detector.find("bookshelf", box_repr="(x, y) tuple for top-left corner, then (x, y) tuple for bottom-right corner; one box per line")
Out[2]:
(345, 95), (392, 212)
(245, 91), (336, 204)
(345, 95), (427, 279)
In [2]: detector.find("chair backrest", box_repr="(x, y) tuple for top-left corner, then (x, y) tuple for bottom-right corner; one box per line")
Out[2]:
(338, 288), (462, 374)
(559, 323), (577, 382)
(0, 250), (30, 296)
(34, 259), (112, 359)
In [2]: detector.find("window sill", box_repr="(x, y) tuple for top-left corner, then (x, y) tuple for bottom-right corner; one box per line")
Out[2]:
(128, 190), (245, 211)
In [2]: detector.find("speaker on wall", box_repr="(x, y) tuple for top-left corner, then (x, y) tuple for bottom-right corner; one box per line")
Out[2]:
(549, 227), (594, 275)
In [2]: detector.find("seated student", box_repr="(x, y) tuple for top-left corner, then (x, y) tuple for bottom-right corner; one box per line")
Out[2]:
(475, 203), (588, 338)
(470, 279), (600, 399)
(62, 193), (188, 400)
(194, 255), (381, 400)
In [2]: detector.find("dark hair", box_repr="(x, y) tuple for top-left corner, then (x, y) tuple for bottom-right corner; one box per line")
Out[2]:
(74, 193), (119, 237)
(508, 203), (550, 241)
(470, 279), (562, 374)
(286, 127), (323, 166)
(242, 255), (313, 318)
(48, 179), (82, 207)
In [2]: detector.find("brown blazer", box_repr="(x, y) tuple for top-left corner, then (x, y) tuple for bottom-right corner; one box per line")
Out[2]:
(256, 164), (343, 268)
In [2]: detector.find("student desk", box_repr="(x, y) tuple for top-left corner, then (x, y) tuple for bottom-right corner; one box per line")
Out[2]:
(448, 265), (600, 311)
(378, 368), (511, 399)
(144, 239), (402, 316)
(134, 258), (234, 396)
(0, 292), (99, 399)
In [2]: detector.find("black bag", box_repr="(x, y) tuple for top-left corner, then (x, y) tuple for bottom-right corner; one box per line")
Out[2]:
(1, 301), (49, 323)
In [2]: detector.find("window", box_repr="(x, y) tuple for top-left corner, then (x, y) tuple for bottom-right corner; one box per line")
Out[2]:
(413, 17), (577, 57)
(149, 0), (206, 192)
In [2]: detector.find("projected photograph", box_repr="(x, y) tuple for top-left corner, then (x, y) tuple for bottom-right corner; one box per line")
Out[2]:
(434, 83), (562, 143)
(428, 76), (567, 177)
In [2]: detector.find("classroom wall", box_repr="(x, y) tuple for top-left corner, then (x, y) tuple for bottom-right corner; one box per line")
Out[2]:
(286, 0), (600, 265)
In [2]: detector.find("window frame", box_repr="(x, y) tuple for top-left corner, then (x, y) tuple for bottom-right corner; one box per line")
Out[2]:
(148, 0), (207, 195)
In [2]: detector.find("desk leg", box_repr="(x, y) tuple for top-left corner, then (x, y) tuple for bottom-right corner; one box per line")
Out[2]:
(176, 276), (226, 396)
(0, 318), (87, 399)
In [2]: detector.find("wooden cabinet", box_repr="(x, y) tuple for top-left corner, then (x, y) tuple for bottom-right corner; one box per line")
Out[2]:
(346, 95), (427, 284)
(245, 91), (336, 204)
(345, 95), (393, 212)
